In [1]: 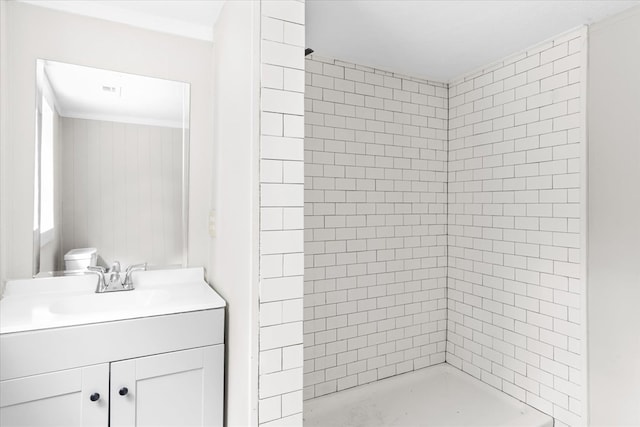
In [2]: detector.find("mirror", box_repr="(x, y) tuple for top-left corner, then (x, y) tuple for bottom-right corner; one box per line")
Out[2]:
(33, 60), (190, 275)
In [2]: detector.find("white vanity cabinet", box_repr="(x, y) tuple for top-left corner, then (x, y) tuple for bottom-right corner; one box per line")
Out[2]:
(0, 267), (226, 427)
(0, 345), (223, 427)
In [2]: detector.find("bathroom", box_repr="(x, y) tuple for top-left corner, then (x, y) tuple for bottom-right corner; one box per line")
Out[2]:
(0, 0), (639, 426)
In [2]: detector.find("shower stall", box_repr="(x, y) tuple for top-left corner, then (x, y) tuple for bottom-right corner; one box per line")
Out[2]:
(302, 26), (587, 427)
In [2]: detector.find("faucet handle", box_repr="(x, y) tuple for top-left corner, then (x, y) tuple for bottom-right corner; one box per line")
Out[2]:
(124, 263), (147, 288)
(86, 266), (107, 292)
(125, 263), (147, 274)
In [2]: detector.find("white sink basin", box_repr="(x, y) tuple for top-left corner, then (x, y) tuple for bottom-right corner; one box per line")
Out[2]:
(47, 289), (172, 315)
(0, 267), (226, 382)
(0, 267), (226, 334)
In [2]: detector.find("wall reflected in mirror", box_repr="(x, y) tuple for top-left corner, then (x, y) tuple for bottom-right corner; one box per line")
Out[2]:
(34, 60), (190, 276)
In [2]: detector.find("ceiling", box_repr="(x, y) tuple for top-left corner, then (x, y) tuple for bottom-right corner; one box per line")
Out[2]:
(44, 60), (189, 128)
(20, 0), (225, 41)
(306, 0), (640, 82)
(22, 0), (640, 82)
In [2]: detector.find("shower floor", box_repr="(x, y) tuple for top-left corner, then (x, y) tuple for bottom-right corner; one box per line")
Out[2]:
(303, 363), (553, 427)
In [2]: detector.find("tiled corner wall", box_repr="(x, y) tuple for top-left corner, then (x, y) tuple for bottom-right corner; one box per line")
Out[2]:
(303, 57), (449, 399)
(446, 28), (586, 426)
(302, 28), (586, 426)
(258, 1), (306, 425)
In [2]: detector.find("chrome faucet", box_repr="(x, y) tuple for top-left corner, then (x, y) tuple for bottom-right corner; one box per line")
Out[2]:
(107, 261), (121, 287)
(86, 262), (147, 293)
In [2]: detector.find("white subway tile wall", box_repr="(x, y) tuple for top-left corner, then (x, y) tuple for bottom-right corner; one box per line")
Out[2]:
(303, 57), (449, 400)
(446, 28), (586, 426)
(259, 1), (306, 426)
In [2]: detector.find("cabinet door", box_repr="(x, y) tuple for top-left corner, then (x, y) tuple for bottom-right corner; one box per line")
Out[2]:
(110, 345), (223, 427)
(0, 364), (109, 427)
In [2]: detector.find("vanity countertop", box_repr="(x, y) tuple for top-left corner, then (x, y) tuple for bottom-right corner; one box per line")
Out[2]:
(0, 267), (226, 334)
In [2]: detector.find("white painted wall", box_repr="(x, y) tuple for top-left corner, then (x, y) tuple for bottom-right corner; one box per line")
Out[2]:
(0, 2), (213, 291)
(0, 0), (9, 292)
(211, 1), (260, 425)
(59, 118), (183, 268)
(587, 7), (640, 425)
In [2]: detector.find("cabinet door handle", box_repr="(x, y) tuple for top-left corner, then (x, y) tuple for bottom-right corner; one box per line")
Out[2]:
(90, 393), (100, 402)
(119, 387), (129, 396)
